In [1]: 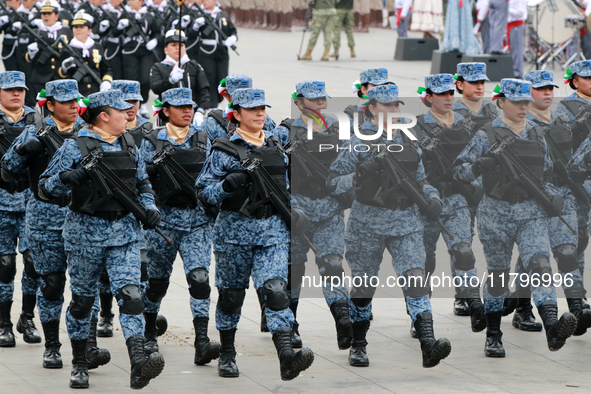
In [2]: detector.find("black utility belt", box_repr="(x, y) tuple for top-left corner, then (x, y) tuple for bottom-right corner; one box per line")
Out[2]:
(435, 183), (462, 198)
(88, 210), (130, 221)
(221, 204), (278, 219)
(357, 197), (413, 211)
(33, 192), (68, 208)
(495, 192), (531, 204)
(163, 201), (198, 210)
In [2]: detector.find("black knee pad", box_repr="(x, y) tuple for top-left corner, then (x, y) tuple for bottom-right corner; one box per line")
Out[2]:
(116, 284), (144, 315)
(287, 263), (306, 291)
(70, 294), (95, 319)
(187, 268), (211, 299)
(0, 255), (17, 284)
(578, 230), (589, 256)
(218, 288), (246, 315)
(22, 250), (41, 279)
(319, 254), (345, 278)
(425, 253), (436, 276)
(146, 278), (170, 303)
(554, 244), (578, 273)
(405, 268), (430, 298)
(529, 254), (553, 277)
(350, 279), (377, 308)
(451, 242), (476, 271)
(41, 272), (66, 302)
(99, 267), (110, 285)
(262, 278), (290, 311)
(486, 269), (510, 297)
(140, 262), (148, 283)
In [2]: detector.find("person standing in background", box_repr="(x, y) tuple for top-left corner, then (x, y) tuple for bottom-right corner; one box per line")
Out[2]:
(507, 0), (527, 77)
(331, 0), (355, 59)
(441, 0), (482, 54)
(299, 0), (337, 61)
(485, 0), (507, 54)
(410, 0), (444, 38)
(394, 0), (412, 38)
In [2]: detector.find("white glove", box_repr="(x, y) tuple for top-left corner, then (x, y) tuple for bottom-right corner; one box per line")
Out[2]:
(223, 35), (237, 47)
(181, 15), (191, 28)
(168, 64), (184, 84)
(100, 81), (111, 92)
(27, 42), (39, 59)
(193, 111), (204, 126)
(99, 20), (110, 33)
(117, 18), (129, 30)
(61, 57), (76, 72)
(32, 19), (43, 28)
(12, 21), (22, 31)
(0, 15), (9, 27)
(146, 38), (158, 51)
(192, 17), (205, 31)
(473, 22), (481, 35)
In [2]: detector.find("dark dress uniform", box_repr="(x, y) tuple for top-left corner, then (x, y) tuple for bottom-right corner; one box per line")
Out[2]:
(58, 39), (113, 96)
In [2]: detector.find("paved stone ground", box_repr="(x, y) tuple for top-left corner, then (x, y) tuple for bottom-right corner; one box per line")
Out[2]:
(1, 27), (591, 393)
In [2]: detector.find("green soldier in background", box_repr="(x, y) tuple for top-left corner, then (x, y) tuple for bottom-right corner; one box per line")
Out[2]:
(331, 0), (355, 60)
(299, 0), (337, 61)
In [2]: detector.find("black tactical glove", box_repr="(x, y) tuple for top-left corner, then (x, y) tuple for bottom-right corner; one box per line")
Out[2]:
(547, 194), (564, 217)
(222, 172), (250, 192)
(15, 139), (43, 158)
(353, 160), (381, 185)
(144, 209), (161, 230)
(472, 157), (497, 177)
(291, 210), (310, 236)
(59, 169), (87, 187)
(424, 198), (443, 222)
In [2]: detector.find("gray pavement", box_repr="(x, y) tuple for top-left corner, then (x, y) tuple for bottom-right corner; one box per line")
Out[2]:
(1, 27), (591, 393)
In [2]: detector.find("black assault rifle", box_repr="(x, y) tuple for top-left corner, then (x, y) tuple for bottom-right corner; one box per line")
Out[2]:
(284, 139), (330, 195)
(119, 2), (162, 61)
(189, 4), (239, 55)
(58, 36), (103, 86)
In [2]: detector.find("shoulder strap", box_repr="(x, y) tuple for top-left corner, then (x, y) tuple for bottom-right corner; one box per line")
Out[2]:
(416, 115), (434, 139)
(279, 117), (294, 131)
(75, 132), (103, 158)
(562, 100), (585, 117)
(190, 130), (208, 150)
(484, 123), (498, 146)
(143, 127), (160, 149)
(208, 109), (230, 129)
(212, 136), (249, 161)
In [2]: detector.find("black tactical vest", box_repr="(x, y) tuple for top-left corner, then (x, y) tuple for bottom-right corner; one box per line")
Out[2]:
(0, 113), (36, 193)
(482, 124), (545, 200)
(128, 121), (154, 148)
(344, 104), (364, 128)
(69, 132), (138, 219)
(29, 123), (75, 206)
(453, 102), (498, 135)
(542, 120), (573, 187)
(560, 100), (591, 153)
(208, 109), (231, 133)
(212, 136), (287, 217)
(145, 128), (208, 208)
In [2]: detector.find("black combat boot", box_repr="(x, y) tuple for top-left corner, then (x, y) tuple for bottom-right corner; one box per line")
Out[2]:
(453, 285), (470, 316)
(41, 320), (62, 368)
(463, 287), (486, 332)
(69, 338), (89, 389)
(565, 286), (591, 336)
(289, 301), (302, 348)
(484, 311), (505, 357)
(0, 301), (15, 347)
(512, 299), (543, 332)
(414, 312), (451, 368)
(329, 300), (353, 349)
(348, 320), (370, 367)
(144, 312), (159, 354)
(538, 301), (577, 351)
(193, 317), (221, 365)
(502, 291), (518, 316)
(126, 334), (165, 389)
(256, 289), (269, 333)
(218, 329), (239, 377)
(16, 293), (41, 343)
(96, 293), (113, 338)
(87, 318), (111, 370)
(272, 327), (314, 381)
(156, 315), (168, 336)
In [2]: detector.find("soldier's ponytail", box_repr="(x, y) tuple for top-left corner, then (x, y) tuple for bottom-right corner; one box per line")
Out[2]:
(81, 105), (111, 125)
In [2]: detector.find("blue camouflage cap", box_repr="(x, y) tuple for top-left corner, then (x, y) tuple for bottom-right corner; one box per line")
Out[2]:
(161, 88), (196, 107)
(425, 74), (455, 94)
(0, 71), (28, 90)
(524, 70), (558, 88)
(88, 90), (133, 110)
(360, 68), (393, 85)
(570, 60), (591, 77)
(224, 74), (253, 96)
(232, 88), (271, 108)
(295, 80), (331, 99)
(456, 62), (489, 82)
(367, 85), (405, 104)
(45, 79), (82, 101)
(499, 78), (534, 102)
(111, 80), (143, 101)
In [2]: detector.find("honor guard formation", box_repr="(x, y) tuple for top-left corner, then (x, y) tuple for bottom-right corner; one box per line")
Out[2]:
(1, 0), (591, 391)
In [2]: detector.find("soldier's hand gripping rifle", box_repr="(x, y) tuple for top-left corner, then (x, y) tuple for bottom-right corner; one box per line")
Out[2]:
(152, 144), (218, 218)
(80, 150), (173, 244)
(96, 5), (119, 29)
(58, 36), (104, 86)
(373, 149), (455, 240)
(489, 136), (577, 234)
(189, 4), (239, 55)
(119, 1), (163, 61)
(239, 157), (318, 254)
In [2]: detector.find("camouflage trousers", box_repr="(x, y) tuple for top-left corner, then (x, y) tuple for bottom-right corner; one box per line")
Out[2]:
(65, 241), (144, 341)
(307, 8), (337, 50)
(333, 9), (355, 49)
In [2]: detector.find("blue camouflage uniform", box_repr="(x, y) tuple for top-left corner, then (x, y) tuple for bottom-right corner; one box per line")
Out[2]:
(196, 88), (294, 335)
(203, 74), (275, 142)
(39, 90), (157, 342)
(2, 79), (85, 326)
(0, 71), (39, 306)
(452, 63), (498, 123)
